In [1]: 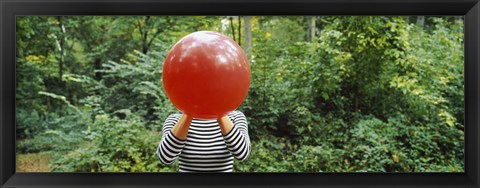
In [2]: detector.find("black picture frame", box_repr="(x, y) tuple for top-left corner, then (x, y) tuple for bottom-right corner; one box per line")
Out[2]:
(1, 0), (479, 187)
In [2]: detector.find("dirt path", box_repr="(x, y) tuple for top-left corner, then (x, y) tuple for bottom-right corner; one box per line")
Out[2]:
(16, 153), (52, 172)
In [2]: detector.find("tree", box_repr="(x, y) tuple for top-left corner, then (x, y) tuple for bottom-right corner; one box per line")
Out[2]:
(135, 16), (171, 54)
(238, 16), (242, 46)
(244, 16), (252, 59)
(307, 16), (316, 42)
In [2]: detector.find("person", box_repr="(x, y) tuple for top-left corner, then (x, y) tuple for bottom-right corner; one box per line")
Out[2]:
(156, 110), (251, 172)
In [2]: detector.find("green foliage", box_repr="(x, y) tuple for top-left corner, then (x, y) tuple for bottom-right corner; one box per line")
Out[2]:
(16, 108), (88, 153)
(97, 43), (176, 128)
(239, 16), (463, 172)
(16, 16), (464, 173)
(51, 112), (175, 172)
(16, 109), (46, 139)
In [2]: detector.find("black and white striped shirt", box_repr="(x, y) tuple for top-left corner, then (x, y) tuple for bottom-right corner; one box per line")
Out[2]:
(157, 111), (251, 172)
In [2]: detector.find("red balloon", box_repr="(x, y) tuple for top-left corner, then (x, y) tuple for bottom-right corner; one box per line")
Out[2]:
(162, 31), (250, 119)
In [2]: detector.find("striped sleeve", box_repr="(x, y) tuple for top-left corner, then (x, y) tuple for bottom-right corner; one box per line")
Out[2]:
(223, 111), (251, 161)
(157, 114), (186, 165)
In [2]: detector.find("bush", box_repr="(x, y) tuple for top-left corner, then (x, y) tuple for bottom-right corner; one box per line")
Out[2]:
(16, 109), (47, 139)
(234, 133), (294, 172)
(16, 108), (88, 154)
(51, 112), (175, 172)
(98, 44), (176, 126)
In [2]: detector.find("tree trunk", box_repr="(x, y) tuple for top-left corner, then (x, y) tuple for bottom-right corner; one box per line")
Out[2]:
(141, 16), (151, 54)
(94, 58), (102, 81)
(416, 16), (425, 27)
(238, 17), (242, 46)
(229, 16), (236, 42)
(308, 16), (316, 42)
(56, 16), (66, 88)
(244, 16), (252, 59)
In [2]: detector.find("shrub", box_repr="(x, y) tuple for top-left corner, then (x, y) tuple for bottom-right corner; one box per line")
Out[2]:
(51, 112), (176, 172)
(16, 108), (88, 154)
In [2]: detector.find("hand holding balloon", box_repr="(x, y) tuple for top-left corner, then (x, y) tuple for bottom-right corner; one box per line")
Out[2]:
(162, 31), (251, 119)
(170, 114), (193, 140)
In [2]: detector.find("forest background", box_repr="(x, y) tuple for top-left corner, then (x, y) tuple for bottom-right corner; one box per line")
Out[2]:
(15, 16), (464, 172)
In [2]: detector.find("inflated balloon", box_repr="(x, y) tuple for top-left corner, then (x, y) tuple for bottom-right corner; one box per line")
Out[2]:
(162, 31), (251, 119)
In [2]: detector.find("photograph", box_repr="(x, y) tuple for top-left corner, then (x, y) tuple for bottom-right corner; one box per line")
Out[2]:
(15, 15), (464, 173)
